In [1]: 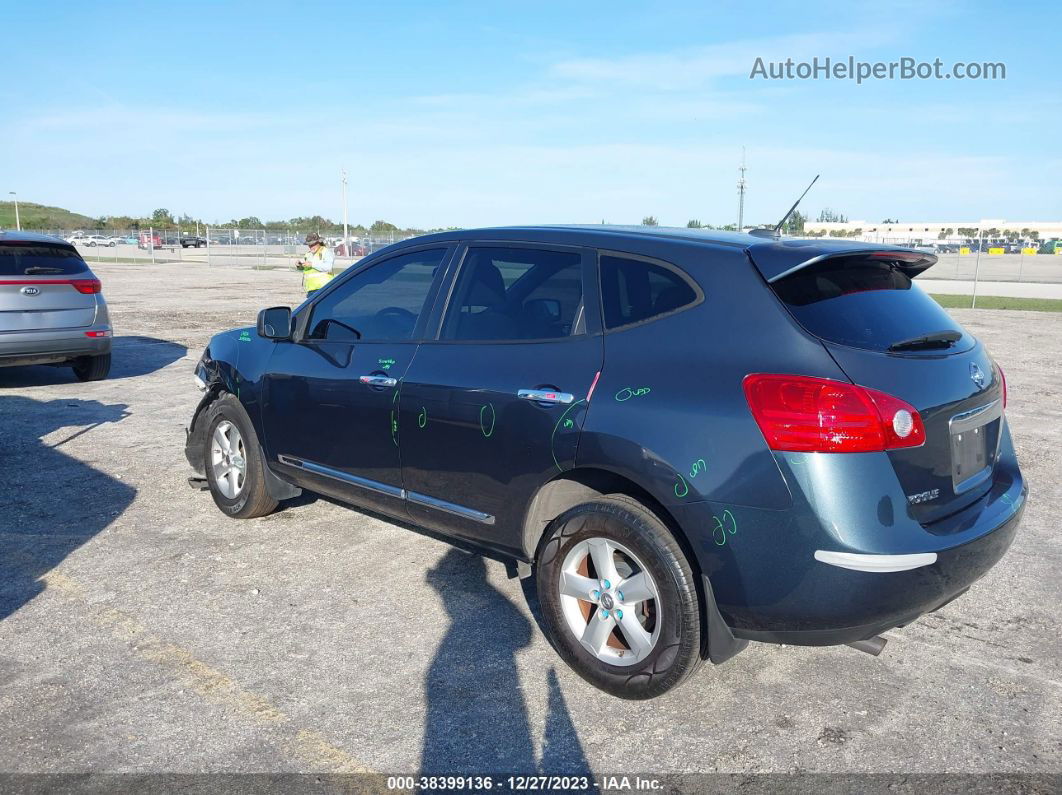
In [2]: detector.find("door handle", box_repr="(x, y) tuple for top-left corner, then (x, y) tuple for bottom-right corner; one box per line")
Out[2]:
(360, 375), (398, 387)
(518, 388), (574, 404)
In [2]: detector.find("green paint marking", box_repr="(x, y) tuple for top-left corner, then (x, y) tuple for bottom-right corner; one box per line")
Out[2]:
(378, 357), (396, 370)
(615, 386), (651, 402)
(479, 403), (496, 438)
(689, 458), (707, 478)
(237, 330), (252, 343)
(1001, 494), (1013, 505)
(712, 509), (738, 547)
(674, 474), (689, 498)
(550, 399), (587, 472)
(418, 407), (427, 428)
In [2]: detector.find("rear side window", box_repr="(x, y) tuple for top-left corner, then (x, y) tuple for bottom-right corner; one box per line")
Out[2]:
(0, 244), (88, 276)
(600, 255), (698, 329)
(771, 257), (965, 352)
(441, 247), (585, 341)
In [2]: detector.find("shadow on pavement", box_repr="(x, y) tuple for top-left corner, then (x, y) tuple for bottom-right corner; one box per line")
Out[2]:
(0, 335), (186, 387)
(420, 548), (594, 779)
(0, 396), (135, 621)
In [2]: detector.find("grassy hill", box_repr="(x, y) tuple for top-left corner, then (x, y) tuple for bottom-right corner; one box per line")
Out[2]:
(0, 201), (97, 231)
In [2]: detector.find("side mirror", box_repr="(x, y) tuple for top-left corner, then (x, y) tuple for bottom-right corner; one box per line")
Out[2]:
(257, 306), (293, 340)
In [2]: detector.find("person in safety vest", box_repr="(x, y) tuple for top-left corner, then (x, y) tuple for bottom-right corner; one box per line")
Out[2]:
(295, 232), (336, 297)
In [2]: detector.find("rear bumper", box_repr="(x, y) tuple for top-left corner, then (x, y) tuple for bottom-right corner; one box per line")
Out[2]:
(0, 327), (112, 366)
(731, 496), (1023, 645)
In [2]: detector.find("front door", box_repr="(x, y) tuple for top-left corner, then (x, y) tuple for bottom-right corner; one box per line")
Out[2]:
(261, 245), (452, 517)
(399, 243), (603, 553)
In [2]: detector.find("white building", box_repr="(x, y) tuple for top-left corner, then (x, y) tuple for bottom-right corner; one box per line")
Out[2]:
(803, 219), (1062, 244)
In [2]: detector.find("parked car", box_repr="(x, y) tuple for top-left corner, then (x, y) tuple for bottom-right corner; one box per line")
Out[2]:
(65, 231), (86, 244)
(82, 234), (115, 247)
(0, 231), (112, 380)
(181, 236), (207, 248)
(184, 226), (1025, 699)
(138, 232), (162, 250)
(333, 242), (367, 256)
(106, 236), (126, 246)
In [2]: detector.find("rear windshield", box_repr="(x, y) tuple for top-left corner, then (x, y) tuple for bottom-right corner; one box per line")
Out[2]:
(771, 257), (966, 352)
(0, 244), (89, 276)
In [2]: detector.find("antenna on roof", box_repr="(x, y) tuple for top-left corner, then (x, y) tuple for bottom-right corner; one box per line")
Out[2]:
(749, 174), (820, 239)
(774, 174), (820, 237)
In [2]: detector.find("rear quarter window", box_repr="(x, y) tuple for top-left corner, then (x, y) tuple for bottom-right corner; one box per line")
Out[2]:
(770, 257), (967, 352)
(0, 244), (89, 276)
(600, 254), (699, 329)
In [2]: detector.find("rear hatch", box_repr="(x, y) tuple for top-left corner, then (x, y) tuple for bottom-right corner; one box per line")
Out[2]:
(749, 243), (1005, 524)
(0, 242), (98, 332)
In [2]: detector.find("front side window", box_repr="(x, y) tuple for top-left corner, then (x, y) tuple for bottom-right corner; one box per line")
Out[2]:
(308, 248), (446, 342)
(599, 255), (698, 329)
(441, 247), (585, 341)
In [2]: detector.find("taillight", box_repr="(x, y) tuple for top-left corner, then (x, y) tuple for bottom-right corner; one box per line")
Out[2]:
(71, 279), (102, 294)
(997, 364), (1007, 409)
(743, 374), (926, 453)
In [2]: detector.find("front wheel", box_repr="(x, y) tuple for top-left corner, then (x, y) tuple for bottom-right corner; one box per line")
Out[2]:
(203, 394), (278, 519)
(536, 495), (703, 699)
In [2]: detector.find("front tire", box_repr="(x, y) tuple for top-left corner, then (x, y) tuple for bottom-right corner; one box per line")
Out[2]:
(536, 495), (703, 699)
(203, 394), (278, 519)
(72, 353), (111, 381)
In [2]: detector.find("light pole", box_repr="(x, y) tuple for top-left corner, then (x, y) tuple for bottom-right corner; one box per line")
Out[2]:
(8, 192), (20, 231)
(341, 168), (350, 258)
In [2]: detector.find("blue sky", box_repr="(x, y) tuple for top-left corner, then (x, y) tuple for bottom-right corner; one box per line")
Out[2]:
(3, 0), (1060, 227)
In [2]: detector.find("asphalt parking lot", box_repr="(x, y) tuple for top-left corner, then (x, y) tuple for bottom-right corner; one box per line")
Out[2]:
(0, 260), (1059, 777)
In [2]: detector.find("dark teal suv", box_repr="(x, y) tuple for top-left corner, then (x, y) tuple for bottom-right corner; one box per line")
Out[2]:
(185, 226), (1026, 699)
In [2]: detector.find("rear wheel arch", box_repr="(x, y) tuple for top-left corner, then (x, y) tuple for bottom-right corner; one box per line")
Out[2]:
(522, 468), (692, 565)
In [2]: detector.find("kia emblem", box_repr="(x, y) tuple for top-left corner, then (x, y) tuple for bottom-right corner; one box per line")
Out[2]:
(970, 363), (985, 388)
(20, 286), (40, 296)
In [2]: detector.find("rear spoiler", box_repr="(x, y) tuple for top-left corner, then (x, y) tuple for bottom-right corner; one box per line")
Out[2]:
(747, 242), (937, 284)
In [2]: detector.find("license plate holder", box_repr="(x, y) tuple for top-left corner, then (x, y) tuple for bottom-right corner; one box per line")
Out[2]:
(951, 423), (989, 489)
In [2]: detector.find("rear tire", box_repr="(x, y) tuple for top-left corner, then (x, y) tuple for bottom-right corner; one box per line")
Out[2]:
(203, 394), (278, 519)
(536, 495), (703, 699)
(72, 353), (111, 382)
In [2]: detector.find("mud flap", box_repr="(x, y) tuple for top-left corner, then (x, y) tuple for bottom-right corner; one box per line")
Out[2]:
(702, 574), (749, 664)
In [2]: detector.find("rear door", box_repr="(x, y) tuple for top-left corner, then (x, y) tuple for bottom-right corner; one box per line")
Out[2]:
(757, 249), (1005, 523)
(398, 242), (603, 553)
(0, 242), (98, 332)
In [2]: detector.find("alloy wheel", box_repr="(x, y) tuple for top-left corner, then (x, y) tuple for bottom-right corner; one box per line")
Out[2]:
(210, 420), (246, 499)
(557, 537), (661, 666)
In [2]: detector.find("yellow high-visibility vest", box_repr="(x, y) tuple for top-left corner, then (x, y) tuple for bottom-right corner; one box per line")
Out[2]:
(302, 247), (335, 291)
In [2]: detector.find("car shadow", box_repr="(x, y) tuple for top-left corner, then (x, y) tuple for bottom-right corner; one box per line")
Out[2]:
(0, 396), (135, 621)
(0, 335), (187, 387)
(420, 548), (594, 779)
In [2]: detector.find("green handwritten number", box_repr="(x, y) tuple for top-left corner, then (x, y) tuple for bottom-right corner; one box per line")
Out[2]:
(418, 408), (427, 429)
(551, 400), (586, 472)
(674, 474), (689, 498)
(712, 509), (738, 546)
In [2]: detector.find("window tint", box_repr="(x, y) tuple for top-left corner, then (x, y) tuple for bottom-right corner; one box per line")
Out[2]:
(770, 257), (965, 352)
(308, 248), (446, 342)
(442, 247), (584, 341)
(0, 244), (89, 276)
(600, 255), (697, 329)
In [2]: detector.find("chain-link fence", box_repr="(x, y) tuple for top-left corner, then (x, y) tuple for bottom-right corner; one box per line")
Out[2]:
(27, 227), (424, 270)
